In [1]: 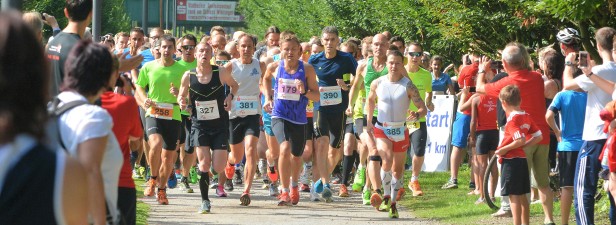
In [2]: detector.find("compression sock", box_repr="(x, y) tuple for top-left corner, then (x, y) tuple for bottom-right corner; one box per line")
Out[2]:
(391, 176), (399, 203)
(341, 155), (355, 186)
(198, 171), (210, 201)
(381, 169), (392, 197)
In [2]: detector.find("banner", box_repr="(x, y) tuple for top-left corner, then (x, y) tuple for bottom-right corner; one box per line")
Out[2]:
(177, 0), (241, 22)
(421, 95), (455, 172)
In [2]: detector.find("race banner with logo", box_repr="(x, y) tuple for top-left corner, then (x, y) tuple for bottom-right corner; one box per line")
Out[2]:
(421, 95), (455, 172)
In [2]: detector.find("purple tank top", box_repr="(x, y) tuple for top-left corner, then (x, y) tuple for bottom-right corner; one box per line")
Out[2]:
(272, 60), (308, 124)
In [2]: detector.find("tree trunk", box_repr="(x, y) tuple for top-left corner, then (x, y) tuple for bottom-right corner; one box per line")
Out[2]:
(578, 20), (602, 64)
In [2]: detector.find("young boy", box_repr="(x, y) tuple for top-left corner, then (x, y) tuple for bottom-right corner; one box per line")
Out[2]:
(497, 85), (543, 225)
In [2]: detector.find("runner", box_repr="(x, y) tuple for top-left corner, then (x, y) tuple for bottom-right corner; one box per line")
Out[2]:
(222, 33), (267, 205)
(347, 34), (388, 204)
(309, 26), (358, 202)
(339, 41), (360, 197)
(254, 26), (281, 61)
(365, 50), (427, 218)
(177, 42), (238, 213)
(135, 35), (185, 205)
(404, 42), (433, 198)
(262, 31), (320, 206)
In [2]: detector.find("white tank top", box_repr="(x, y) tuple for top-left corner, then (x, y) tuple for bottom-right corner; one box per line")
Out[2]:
(375, 76), (411, 123)
(230, 58), (262, 118)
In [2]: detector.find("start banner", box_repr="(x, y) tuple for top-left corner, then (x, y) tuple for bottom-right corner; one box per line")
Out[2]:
(420, 95), (455, 172)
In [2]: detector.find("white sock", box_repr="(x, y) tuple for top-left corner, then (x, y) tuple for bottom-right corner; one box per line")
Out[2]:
(391, 176), (399, 203)
(411, 175), (419, 182)
(358, 164), (364, 170)
(381, 169), (392, 197)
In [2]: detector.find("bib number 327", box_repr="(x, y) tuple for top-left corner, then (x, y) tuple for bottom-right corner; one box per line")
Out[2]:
(195, 100), (220, 120)
(320, 86), (342, 106)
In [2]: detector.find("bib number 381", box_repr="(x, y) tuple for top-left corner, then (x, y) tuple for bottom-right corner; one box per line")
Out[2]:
(149, 103), (174, 120)
(195, 100), (220, 120)
(320, 86), (342, 106)
(234, 96), (259, 117)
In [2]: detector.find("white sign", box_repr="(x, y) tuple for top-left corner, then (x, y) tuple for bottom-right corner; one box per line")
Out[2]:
(185, 1), (240, 22)
(421, 95), (455, 172)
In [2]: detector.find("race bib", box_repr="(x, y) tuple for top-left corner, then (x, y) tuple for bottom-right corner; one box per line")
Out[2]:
(306, 100), (314, 114)
(407, 121), (421, 134)
(149, 103), (174, 120)
(195, 100), (220, 120)
(382, 121), (406, 142)
(277, 78), (300, 101)
(234, 96), (259, 117)
(320, 86), (342, 106)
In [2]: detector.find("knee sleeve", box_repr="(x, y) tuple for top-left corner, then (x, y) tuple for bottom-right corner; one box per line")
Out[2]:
(198, 170), (208, 177)
(369, 155), (382, 162)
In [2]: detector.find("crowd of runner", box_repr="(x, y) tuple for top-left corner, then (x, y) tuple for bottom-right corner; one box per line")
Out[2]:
(4, 1), (616, 225)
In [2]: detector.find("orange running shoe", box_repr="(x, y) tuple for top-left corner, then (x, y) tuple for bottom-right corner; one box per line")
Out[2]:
(290, 186), (300, 205)
(277, 192), (291, 206)
(268, 168), (278, 183)
(144, 178), (156, 197)
(370, 192), (383, 210)
(157, 189), (169, 205)
(409, 180), (424, 196)
(224, 164), (235, 180)
(396, 187), (406, 201)
(338, 185), (349, 197)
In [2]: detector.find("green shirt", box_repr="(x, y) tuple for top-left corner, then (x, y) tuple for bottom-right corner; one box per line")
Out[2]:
(176, 59), (198, 116)
(407, 67), (432, 122)
(364, 57), (388, 116)
(136, 60), (186, 121)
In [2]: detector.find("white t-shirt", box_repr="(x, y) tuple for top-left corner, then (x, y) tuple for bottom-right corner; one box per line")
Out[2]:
(575, 61), (616, 140)
(56, 91), (122, 222)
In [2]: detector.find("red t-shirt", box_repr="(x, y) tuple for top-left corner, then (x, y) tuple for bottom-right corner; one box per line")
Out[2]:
(600, 133), (616, 172)
(458, 62), (479, 115)
(476, 95), (498, 131)
(100, 92), (143, 188)
(499, 111), (541, 160)
(484, 70), (549, 145)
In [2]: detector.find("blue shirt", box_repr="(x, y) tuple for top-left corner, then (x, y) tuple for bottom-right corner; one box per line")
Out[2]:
(549, 90), (587, 151)
(308, 50), (357, 113)
(123, 48), (155, 68)
(432, 73), (452, 92)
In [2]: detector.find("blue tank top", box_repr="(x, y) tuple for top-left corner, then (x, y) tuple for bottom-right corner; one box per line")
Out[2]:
(272, 60), (308, 124)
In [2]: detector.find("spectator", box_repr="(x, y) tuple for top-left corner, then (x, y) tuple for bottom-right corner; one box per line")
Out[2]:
(429, 55), (455, 95)
(114, 32), (129, 53)
(0, 10), (88, 225)
(21, 12), (44, 42)
(56, 40), (123, 224)
(539, 48), (564, 172)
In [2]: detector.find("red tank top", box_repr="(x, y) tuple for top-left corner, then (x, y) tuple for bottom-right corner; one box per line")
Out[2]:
(476, 95), (498, 131)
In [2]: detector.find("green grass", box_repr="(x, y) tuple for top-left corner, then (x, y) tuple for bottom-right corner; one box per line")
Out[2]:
(134, 179), (150, 225)
(398, 165), (573, 225)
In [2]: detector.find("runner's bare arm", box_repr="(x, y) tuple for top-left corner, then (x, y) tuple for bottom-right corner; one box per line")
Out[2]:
(304, 63), (320, 101)
(177, 71), (190, 110)
(347, 62), (367, 114)
(135, 85), (150, 109)
(219, 66), (239, 111)
(262, 62), (278, 113)
(366, 80), (379, 128)
(468, 97), (479, 146)
(406, 81), (427, 118)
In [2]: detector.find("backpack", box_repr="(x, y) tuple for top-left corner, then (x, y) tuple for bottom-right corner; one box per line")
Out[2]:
(45, 96), (88, 152)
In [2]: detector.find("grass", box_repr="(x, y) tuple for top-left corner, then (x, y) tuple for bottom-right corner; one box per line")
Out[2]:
(134, 179), (150, 225)
(398, 164), (580, 225)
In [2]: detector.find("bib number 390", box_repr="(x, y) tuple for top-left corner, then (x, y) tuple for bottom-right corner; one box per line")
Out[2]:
(195, 100), (220, 120)
(320, 86), (342, 106)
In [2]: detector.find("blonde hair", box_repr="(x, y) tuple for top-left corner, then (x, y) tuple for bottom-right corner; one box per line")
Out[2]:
(22, 12), (43, 32)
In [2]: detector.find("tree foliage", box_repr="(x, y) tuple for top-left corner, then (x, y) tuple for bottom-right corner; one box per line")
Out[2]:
(238, 0), (616, 66)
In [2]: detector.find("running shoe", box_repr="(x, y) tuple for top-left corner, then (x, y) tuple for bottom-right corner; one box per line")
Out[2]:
(157, 189), (169, 205)
(132, 167), (143, 179)
(216, 185), (227, 197)
(224, 164), (235, 180)
(322, 185), (333, 203)
(362, 188), (371, 205)
(351, 167), (365, 192)
(189, 166), (198, 184)
(138, 166), (146, 180)
(389, 203), (399, 218)
(331, 173), (342, 184)
(210, 175), (219, 189)
(175, 169), (182, 180)
(469, 181), (476, 190)
(144, 178), (156, 197)
(313, 179), (324, 194)
(310, 186), (320, 201)
(299, 163), (312, 186)
(441, 180), (458, 189)
(225, 179), (234, 191)
(409, 180), (423, 196)
(167, 173), (178, 189)
(240, 192), (251, 206)
(199, 200), (211, 214)
(290, 186), (300, 205)
(300, 183), (310, 192)
(277, 192), (292, 206)
(338, 185), (349, 197)
(268, 167), (279, 183)
(269, 182), (279, 197)
(370, 192), (383, 210)
(378, 196), (391, 212)
(233, 165), (243, 185)
(396, 187), (406, 201)
(180, 177), (193, 193)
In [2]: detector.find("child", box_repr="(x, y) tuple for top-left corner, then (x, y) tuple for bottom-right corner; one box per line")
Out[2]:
(215, 50), (232, 66)
(497, 85), (543, 225)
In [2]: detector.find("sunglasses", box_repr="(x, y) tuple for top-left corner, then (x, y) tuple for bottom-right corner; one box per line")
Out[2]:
(408, 52), (422, 57)
(182, 45), (196, 51)
(216, 60), (229, 66)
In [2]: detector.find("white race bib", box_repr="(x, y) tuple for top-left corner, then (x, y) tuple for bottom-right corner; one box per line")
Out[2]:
(277, 78), (300, 101)
(320, 86), (342, 106)
(234, 96), (259, 117)
(381, 121), (406, 142)
(195, 100), (220, 120)
(149, 103), (174, 120)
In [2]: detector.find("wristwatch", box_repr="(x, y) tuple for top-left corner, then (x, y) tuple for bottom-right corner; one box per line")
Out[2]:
(586, 72), (594, 77)
(565, 61), (576, 66)
(477, 70), (485, 74)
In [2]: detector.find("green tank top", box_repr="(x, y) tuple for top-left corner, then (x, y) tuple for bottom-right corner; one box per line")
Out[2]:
(363, 57), (388, 116)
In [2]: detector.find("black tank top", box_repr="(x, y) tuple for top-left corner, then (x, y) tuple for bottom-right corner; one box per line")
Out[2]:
(0, 144), (61, 224)
(189, 66), (229, 128)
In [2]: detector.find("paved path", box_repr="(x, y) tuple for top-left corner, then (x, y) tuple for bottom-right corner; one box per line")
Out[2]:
(142, 179), (434, 225)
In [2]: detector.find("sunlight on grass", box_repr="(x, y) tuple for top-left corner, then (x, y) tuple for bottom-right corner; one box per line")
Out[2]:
(134, 179), (150, 225)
